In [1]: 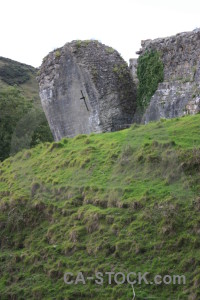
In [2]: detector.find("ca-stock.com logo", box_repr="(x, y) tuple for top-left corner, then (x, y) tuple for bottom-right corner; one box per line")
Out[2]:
(64, 271), (186, 299)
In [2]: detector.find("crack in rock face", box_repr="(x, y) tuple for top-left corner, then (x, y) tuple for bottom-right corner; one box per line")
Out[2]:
(38, 40), (137, 140)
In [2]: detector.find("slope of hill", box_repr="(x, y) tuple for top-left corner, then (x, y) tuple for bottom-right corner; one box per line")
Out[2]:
(0, 114), (200, 299)
(0, 56), (40, 103)
(0, 57), (53, 161)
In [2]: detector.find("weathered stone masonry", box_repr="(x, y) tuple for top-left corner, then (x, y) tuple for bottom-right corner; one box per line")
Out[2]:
(38, 41), (136, 140)
(135, 28), (200, 123)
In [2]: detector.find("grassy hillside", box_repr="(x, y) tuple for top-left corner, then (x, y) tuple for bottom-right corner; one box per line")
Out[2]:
(0, 56), (40, 104)
(0, 57), (53, 161)
(0, 115), (200, 299)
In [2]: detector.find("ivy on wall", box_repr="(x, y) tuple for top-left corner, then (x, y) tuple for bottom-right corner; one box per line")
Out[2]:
(137, 50), (164, 110)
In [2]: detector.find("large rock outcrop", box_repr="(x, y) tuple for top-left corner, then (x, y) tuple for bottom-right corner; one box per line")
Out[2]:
(136, 28), (200, 123)
(38, 40), (136, 140)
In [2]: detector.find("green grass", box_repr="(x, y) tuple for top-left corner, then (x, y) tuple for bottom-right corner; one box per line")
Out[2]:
(0, 115), (200, 299)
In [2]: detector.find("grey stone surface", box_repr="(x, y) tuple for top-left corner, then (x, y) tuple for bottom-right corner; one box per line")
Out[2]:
(38, 41), (136, 140)
(129, 58), (138, 85)
(136, 28), (200, 123)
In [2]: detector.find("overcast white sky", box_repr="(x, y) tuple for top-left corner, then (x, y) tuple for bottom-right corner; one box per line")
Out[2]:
(1, 0), (200, 67)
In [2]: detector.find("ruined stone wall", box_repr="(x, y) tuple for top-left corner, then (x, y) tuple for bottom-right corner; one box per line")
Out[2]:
(129, 58), (138, 85)
(136, 28), (200, 123)
(38, 41), (136, 140)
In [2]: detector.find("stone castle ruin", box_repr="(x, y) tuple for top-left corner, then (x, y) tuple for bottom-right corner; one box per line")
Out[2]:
(38, 40), (136, 140)
(132, 28), (200, 123)
(38, 29), (200, 140)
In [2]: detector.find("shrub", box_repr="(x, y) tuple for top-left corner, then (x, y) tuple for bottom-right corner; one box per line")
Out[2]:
(0, 87), (53, 161)
(54, 50), (61, 59)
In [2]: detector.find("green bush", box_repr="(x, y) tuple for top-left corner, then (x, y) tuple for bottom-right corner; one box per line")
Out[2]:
(0, 87), (30, 160)
(54, 50), (61, 59)
(0, 87), (53, 161)
(137, 50), (164, 110)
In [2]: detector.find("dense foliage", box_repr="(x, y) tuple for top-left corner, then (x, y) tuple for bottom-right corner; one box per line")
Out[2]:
(0, 115), (200, 299)
(0, 60), (32, 85)
(0, 87), (53, 161)
(137, 50), (164, 110)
